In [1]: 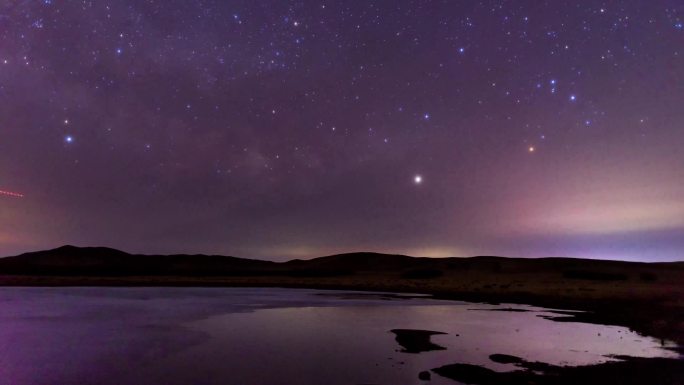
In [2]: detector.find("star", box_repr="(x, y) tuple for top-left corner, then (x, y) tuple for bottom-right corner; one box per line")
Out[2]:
(1, 0), (680, 263)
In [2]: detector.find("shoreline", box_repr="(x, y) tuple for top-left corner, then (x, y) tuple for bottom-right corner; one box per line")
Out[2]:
(1, 274), (683, 348)
(3, 283), (680, 384)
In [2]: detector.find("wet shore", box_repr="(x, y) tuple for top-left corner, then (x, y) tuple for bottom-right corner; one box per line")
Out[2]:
(432, 355), (684, 385)
(1, 278), (681, 384)
(2, 272), (682, 348)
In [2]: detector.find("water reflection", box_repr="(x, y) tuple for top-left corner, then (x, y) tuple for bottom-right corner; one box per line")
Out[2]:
(0, 287), (677, 385)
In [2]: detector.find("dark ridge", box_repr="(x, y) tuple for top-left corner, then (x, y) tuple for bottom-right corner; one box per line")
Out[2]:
(283, 252), (424, 271)
(0, 245), (682, 278)
(282, 252), (432, 277)
(0, 245), (277, 276)
(562, 270), (629, 281)
(400, 268), (444, 279)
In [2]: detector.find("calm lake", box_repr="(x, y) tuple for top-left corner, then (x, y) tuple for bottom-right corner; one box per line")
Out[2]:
(0, 287), (678, 384)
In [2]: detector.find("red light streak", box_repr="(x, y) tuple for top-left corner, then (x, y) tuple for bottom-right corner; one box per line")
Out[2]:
(0, 190), (24, 198)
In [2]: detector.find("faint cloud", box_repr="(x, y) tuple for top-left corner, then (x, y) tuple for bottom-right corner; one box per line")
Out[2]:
(519, 199), (684, 236)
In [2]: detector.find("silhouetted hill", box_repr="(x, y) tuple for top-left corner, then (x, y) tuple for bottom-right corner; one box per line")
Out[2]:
(0, 245), (276, 276)
(1, 245), (682, 279)
(283, 252), (429, 276)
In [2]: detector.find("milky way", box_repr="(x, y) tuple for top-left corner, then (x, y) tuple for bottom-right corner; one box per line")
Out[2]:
(1, 1), (683, 261)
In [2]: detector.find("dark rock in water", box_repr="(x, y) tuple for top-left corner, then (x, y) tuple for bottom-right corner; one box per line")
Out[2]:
(432, 363), (529, 385)
(489, 354), (556, 372)
(418, 370), (431, 380)
(489, 353), (524, 364)
(390, 329), (447, 353)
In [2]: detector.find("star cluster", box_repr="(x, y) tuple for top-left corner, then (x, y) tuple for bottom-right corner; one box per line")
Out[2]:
(1, 0), (683, 261)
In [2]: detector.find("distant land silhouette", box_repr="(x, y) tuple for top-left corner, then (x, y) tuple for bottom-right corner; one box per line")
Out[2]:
(1, 245), (681, 278)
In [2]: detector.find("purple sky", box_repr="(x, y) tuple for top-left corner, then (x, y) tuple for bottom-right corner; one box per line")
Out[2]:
(1, 1), (683, 261)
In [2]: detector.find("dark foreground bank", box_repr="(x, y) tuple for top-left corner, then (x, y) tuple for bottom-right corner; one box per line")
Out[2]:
(432, 355), (684, 385)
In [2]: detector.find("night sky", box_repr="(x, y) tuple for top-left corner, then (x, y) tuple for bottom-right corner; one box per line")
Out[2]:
(1, 1), (683, 261)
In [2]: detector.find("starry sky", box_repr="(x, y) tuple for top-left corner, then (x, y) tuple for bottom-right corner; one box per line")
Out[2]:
(1, 0), (683, 261)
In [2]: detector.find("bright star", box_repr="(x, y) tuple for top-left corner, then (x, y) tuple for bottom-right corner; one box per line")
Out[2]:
(569, 94), (577, 101)
(65, 136), (74, 143)
(528, 146), (535, 153)
(414, 175), (423, 184)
